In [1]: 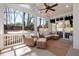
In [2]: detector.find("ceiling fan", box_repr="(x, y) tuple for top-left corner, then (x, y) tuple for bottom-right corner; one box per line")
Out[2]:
(39, 3), (58, 13)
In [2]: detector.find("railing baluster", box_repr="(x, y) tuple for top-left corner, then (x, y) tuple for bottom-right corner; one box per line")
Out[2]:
(11, 35), (13, 45)
(3, 34), (24, 48)
(7, 36), (8, 46)
(13, 35), (15, 44)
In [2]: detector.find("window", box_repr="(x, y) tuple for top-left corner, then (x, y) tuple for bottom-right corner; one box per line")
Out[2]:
(37, 17), (41, 27)
(37, 17), (48, 33)
(24, 14), (34, 31)
(52, 23), (56, 32)
(37, 17), (48, 28)
(4, 8), (48, 34)
(4, 8), (24, 34)
(57, 21), (64, 31)
(64, 20), (73, 32)
(15, 10), (23, 26)
(4, 8), (23, 31)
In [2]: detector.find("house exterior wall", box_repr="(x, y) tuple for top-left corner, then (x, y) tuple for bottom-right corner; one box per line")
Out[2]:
(73, 3), (79, 49)
(0, 4), (4, 50)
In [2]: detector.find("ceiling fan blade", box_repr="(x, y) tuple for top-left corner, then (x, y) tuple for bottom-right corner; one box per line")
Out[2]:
(50, 4), (58, 8)
(44, 3), (48, 8)
(39, 9), (46, 10)
(49, 9), (55, 11)
(45, 9), (48, 13)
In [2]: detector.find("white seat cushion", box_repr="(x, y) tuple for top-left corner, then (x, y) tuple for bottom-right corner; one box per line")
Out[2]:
(37, 38), (46, 42)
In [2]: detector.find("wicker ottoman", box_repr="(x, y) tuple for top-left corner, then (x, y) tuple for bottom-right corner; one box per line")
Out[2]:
(36, 38), (47, 49)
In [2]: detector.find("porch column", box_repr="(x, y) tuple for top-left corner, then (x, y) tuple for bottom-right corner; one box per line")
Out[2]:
(34, 16), (37, 34)
(63, 18), (65, 39)
(55, 19), (57, 34)
(48, 19), (52, 33)
(22, 12), (25, 34)
(0, 5), (4, 50)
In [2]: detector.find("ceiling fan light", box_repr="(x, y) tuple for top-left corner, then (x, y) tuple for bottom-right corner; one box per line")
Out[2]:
(66, 5), (69, 8)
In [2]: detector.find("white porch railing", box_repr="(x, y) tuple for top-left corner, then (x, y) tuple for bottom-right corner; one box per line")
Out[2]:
(3, 34), (24, 48)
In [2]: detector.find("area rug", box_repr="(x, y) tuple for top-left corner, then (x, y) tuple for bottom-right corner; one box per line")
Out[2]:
(47, 39), (72, 56)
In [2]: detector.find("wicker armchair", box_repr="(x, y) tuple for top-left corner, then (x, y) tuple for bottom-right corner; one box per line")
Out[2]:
(23, 35), (37, 47)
